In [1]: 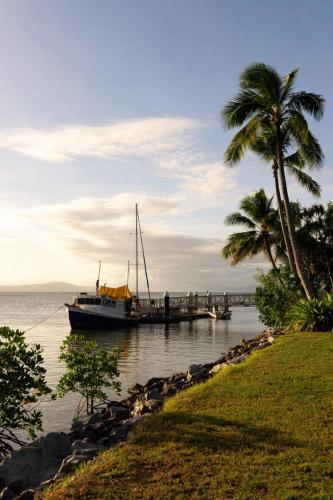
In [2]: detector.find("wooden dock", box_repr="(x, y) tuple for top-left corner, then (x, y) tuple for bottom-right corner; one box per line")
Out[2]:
(137, 292), (255, 321)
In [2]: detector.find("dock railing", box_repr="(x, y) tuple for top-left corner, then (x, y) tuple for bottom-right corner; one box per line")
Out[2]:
(138, 292), (255, 316)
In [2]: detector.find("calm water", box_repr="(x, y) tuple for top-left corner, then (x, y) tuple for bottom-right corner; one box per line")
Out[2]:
(0, 292), (263, 433)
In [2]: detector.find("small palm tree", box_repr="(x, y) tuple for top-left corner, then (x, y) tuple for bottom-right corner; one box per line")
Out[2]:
(222, 189), (281, 278)
(222, 63), (325, 299)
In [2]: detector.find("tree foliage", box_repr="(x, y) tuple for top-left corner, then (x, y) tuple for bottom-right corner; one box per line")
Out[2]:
(221, 62), (325, 299)
(287, 294), (333, 332)
(255, 268), (300, 327)
(222, 189), (281, 269)
(0, 327), (52, 459)
(297, 203), (333, 292)
(57, 335), (122, 416)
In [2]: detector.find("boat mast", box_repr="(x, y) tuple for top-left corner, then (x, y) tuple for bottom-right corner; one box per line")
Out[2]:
(137, 207), (152, 305)
(96, 260), (101, 294)
(126, 260), (130, 288)
(135, 203), (139, 299)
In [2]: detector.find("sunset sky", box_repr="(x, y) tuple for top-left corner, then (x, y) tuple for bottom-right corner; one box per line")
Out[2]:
(0, 0), (332, 291)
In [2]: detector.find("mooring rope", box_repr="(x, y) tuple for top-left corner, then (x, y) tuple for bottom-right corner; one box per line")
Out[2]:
(24, 304), (66, 333)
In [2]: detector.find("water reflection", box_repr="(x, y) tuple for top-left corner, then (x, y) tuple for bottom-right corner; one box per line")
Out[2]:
(0, 293), (263, 433)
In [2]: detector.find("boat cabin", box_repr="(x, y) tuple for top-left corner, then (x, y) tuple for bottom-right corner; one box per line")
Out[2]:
(73, 292), (132, 319)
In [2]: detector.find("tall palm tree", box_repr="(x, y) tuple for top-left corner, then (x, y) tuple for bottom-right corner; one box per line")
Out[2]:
(222, 189), (282, 282)
(222, 63), (325, 299)
(250, 124), (321, 281)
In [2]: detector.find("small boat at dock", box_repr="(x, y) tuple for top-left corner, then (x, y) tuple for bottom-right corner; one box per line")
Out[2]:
(208, 306), (232, 320)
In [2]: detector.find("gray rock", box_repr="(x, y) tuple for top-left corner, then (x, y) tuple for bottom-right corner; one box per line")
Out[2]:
(58, 455), (90, 475)
(209, 363), (228, 374)
(127, 383), (144, 395)
(252, 344), (267, 351)
(144, 377), (165, 390)
(188, 364), (203, 375)
(72, 412), (104, 433)
(132, 399), (149, 417)
(0, 487), (15, 500)
(267, 336), (275, 344)
(71, 440), (105, 457)
(168, 372), (185, 383)
(0, 432), (71, 493)
(144, 388), (162, 401)
(161, 383), (178, 397)
(228, 353), (248, 365)
(39, 478), (55, 490)
(97, 437), (112, 447)
(120, 396), (137, 408)
(15, 490), (35, 500)
(145, 399), (162, 412)
(108, 405), (130, 422)
(186, 369), (208, 383)
(88, 422), (108, 438)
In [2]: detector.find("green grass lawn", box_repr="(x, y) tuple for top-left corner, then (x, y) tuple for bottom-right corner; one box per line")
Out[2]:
(43, 332), (333, 499)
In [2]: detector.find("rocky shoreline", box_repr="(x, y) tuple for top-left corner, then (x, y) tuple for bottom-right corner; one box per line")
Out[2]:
(0, 328), (283, 499)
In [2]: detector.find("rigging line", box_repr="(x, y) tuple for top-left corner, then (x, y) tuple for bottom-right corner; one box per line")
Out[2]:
(24, 304), (66, 333)
(137, 209), (152, 305)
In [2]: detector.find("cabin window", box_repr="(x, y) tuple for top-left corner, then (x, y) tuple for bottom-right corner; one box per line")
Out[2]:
(77, 298), (85, 304)
(95, 298), (101, 305)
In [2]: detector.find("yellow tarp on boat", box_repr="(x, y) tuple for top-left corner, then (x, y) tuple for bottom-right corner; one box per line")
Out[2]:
(98, 285), (132, 300)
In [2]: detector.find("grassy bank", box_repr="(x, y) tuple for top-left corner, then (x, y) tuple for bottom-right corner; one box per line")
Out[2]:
(43, 332), (333, 499)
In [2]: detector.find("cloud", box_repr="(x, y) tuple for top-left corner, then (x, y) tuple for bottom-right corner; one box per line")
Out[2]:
(0, 116), (239, 201)
(0, 117), (201, 163)
(28, 194), (266, 291)
(29, 192), (185, 232)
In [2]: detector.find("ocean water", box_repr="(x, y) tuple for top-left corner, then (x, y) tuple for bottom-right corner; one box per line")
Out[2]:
(0, 292), (264, 434)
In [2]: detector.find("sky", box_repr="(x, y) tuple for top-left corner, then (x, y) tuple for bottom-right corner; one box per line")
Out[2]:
(0, 0), (332, 291)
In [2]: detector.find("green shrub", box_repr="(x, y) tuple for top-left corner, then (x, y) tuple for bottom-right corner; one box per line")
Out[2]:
(288, 294), (333, 332)
(57, 335), (122, 416)
(255, 269), (299, 327)
(0, 327), (52, 458)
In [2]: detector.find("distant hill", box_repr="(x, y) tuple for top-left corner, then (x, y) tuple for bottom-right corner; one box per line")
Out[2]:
(0, 282), (93, 292)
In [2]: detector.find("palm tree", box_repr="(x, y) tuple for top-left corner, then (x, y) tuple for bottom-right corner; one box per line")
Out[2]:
(250, 124), (321, 281)
(222, 63), (325, 299)
(222, 189), (282, 283)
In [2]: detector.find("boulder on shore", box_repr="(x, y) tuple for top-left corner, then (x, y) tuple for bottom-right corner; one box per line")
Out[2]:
(0, 432), (71, 493)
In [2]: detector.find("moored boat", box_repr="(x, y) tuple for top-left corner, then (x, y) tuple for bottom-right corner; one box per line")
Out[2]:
(66, 285), (138, 330)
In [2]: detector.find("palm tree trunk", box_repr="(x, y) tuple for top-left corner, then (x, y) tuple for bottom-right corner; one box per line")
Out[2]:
(276, 125), (313, 299)
(272, 164), (298, 279)
(264, 238), (285, 287)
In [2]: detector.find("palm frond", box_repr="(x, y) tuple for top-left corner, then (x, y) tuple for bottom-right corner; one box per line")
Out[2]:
(224, 212), (256, 229)
(221, 231), (258, 265)
(282, 68), (299, 100)
(299, 130), (324, 168)
(240, 189), (274, 224)
(287, 165), (321, 197)
(224, 115), (261, 164)
(288, 91), (325, 120)
(287, 110), (309, 144)
(221, 89), (263, 129)
(239, 62), (282, 102)
(284, 151), (306, 169)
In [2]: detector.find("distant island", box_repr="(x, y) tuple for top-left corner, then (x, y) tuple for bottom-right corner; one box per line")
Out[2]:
(0, 282), (93, 292)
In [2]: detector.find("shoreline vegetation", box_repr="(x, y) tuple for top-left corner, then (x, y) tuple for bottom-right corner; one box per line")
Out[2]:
(40, 330), (333, 499)
(0, 327), (280, 498)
